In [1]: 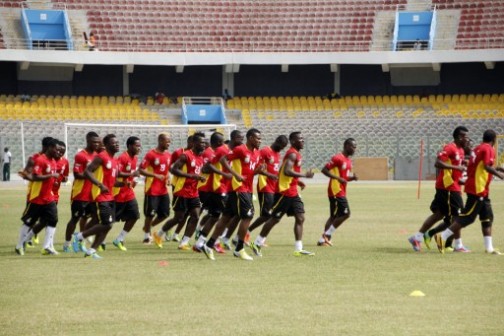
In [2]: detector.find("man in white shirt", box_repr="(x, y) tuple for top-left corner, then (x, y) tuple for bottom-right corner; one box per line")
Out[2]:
(2, 147), (12, 181)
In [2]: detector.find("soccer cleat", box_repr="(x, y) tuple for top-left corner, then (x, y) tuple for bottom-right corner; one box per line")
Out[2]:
(26, 240), (35, 248)
(142, 236), (153, 245)
(15, 247), (25, 256)
(97, 243), (106, 252)
(85, 252), (102, 260)
(33, 234), (39, 245)
(293, 250), (315, 257)
(72, 233), (81, 253)
(233, 248), (253, 261)
(222, 240), (233, 251)
(434, 234), (446, 254)
(171, 234), (180, 242)
(178, 243), (191, 251)
(249, 242), (262, 257)
(192, 245), (203, 253)
(213, 243), (226, 254)
(113, 239), (127, 251)
(152, 232), (164, 248)
(408, 236), (422, 252)
(63, 245), (72, 253)
(453, 246), (471, 253)
(202, 244), (215, 260)
(423, 232), (432, 250)
(445, 247), (454, 253)
(41, 247), (58, 255)
(486, 249), (502, 255)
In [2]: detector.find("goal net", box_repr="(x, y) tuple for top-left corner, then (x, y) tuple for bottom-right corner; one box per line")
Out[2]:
(63, 123), (237, 164)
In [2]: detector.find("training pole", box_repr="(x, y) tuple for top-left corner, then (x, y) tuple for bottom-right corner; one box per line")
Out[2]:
(417, 139), (424, 199)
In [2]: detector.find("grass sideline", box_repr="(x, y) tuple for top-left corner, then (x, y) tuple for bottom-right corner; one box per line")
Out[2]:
(0, 181), (503, 335)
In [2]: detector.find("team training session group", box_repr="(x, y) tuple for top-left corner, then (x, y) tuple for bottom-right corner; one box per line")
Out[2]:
(12, 125), (504, 260)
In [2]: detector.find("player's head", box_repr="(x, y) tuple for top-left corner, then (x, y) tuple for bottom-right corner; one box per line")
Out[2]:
(85, 131), (101, 152)
(289, 132), (304, 150)
(41, 136), (54, 152)
(246, 128), (261, 149)
(126, 136), (141, 156)
(343, 138), (357, 156)
(230, 130), (244, 147)
(272, 135), (288, 152)
(482, 129), (497, 145)
(56, 140), (66, 159)
(3, 147), (7, 152)
(103, 134), (119, 154)
(453, 126), (469, 147)
(192, 132), (206, 154)
(157, 132), (171, 151)
(45, 138), (60, 159)
(210, 132), (225, 148)
(186, 135), (194, 149)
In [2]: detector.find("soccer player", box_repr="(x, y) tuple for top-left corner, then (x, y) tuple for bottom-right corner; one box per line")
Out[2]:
(201, 128), (263, 261)
(62, 132), (101, 252)
(317, 138), (358, 246)
(139, 133), (172, 244)
(112, 136), (142, 251)
(168, 135), (193, 242)
(435, 130), (504, 254)
(247, 135), (289, 238)
(408, 126), (469, 252)
(72, 134), (122, 259)
(193, 132), (233, 253)
(15, 138), (60, 255)
(250, 131), (315, 257)
(153, 132), (206, 250)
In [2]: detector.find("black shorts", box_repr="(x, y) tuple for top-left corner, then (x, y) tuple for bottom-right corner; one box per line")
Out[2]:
(199, 191), (211, 210)
(204, 192), (228, 217)
(96, 201), (116, 225)
(143, 194), (170, 218)
(258, 192), (275, 218)
(70, 200), (96, 220)
(172, 196), (201, 213)
(115, 199), (140, 222)
(270, 194), (305, 219)
(430, 189), (463, 218)
(21, 202), (58, 227)
(223, 192), (254, 219)
(456, 194), (493, 227)
(329, 196), (350, 218)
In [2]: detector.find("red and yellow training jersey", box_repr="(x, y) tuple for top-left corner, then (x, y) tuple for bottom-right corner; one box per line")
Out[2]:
(435, 142), (465, 192)
(277, 147), (302, 197)
(172, 150), (204, 198)
(71, 149), (95, 201)
(227, 144), (260, 193)
(52, 156), (69, 202)
(325, 153), (352, 198)
(197, 146), (214, 191)
(257, 146), (281, 194)
(140, 149), (171, 196)
(114, 151), (138, 203)
(91, 151), (118, 202)
(28, 154), (57, 204)
(464, 143), (495, 197)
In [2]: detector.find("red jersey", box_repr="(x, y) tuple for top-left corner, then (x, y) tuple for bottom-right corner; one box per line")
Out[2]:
(28, 154), (57, 204)
(325, 153), (352, 197)
(52, 156), (69, 202)
(257, 146), (281, 194)
(91, 151), (118, 202)
(25, 152), (42, 200)
(277, 147), (302, 197)
(197, 146), (214, 191)
(464, 143), (495, 197)
(71, 149), (95, 201)
(170, 147), (185, 187)
(140, 149), (171, 196)
(228, 144), (260, 193)
(172, 150), (204, 198)
(435, 142), (465, 192)
(114, 151), (138, 203)
(202, 144), (231, 194)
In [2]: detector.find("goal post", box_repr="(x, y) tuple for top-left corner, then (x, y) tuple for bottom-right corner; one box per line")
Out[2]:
(63, 123), (237, 163)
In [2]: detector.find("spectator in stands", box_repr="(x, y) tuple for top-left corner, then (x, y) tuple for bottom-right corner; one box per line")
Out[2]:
(414, 39), (422, 50)
(87, 32), (96, 51)
(2, 147), (12, 181)
(155, 91), (165, 104)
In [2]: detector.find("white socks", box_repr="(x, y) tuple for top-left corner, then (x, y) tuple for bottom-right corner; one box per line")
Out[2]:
(294, 240), (303, 251)
(484, 236), (493, 252)
(43, 227), (56, 249)
(441, 229), (454, 241)
(116, 230), (128, 242)
(324, 225), (336, 237)
(414, 232), (424, 241)
(454, 238), (463, 249)
(254, 235), (266, 247)
(17, 225), (31, 249)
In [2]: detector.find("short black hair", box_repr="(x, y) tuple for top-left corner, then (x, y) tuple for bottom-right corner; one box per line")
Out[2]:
(192, 132), (205, 143)
(42, 136), (54, 147)
(344, 138), (356, 146)
(86, 131), (99, 140)
(210, 132), (224, 146)
(126, 136), (140, 147)
(453, 126), (469, 139)
(482, 129), (496, 143)
(57, 140), (66, 147)
(246, 128), (260, 139)
(289, 132), (301, 142)
(274, 135), (288, 146)
(230, 130), (242, 140)
(47, 138), (59, 148)
(103, 134), (116, 146)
